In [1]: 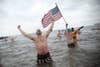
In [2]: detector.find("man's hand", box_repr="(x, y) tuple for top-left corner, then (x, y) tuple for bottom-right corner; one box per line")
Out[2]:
(66, 23), (68, 28)
(17, 25), (21, 29)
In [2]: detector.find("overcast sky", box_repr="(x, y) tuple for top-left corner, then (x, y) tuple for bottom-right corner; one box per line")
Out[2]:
(0, 0), (100, 36)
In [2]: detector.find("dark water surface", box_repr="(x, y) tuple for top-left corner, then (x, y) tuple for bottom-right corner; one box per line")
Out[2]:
(0, 26), (100, 67)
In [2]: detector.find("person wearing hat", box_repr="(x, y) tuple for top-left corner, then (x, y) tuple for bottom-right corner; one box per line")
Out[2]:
(64, 24), (84, 48)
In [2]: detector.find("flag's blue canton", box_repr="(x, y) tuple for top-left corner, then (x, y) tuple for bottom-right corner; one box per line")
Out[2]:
(51, 6), (59, 15)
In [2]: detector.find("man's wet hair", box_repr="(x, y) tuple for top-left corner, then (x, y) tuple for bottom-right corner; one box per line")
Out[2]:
(71, 27), (74, 32)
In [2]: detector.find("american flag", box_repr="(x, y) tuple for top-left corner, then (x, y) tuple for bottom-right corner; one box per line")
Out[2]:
(42, 6), (62, 28)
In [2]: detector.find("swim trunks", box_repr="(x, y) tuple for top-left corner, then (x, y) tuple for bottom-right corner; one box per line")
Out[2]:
(68, 43), (75, 48)
(73, 36), (76, 39)
(37, 52), (53, 64)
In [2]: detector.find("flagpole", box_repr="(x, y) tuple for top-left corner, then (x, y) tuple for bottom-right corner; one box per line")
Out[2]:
(55, 3), (68, 24)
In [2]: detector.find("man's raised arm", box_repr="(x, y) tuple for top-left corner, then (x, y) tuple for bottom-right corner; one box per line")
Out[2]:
(45, 22), (54, 38)
(77, 26), (84, 31)
(75, 26), (84, 34)
(17, 25), (35, 40)
(66, 23), (68, 29)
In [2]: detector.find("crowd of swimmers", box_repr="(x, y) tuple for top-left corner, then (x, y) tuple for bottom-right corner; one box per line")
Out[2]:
(17, 22), (84, 64)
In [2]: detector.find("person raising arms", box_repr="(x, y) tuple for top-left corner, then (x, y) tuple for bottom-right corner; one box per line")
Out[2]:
(64, 23), (84, 48)
(71, 26), (84, 45)
(17, 22), (54, 64)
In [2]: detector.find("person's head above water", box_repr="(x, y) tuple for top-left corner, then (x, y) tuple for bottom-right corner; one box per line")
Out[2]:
(36, 29), (42, 35)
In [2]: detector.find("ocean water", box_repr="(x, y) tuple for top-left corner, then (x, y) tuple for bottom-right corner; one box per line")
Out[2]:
(0, 26), (100, 67)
